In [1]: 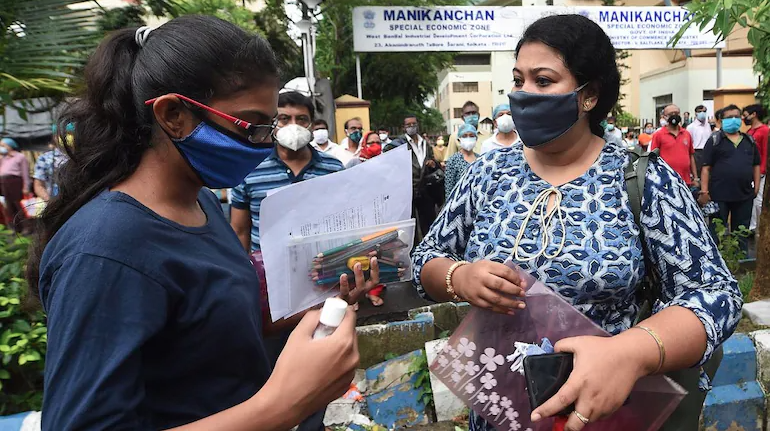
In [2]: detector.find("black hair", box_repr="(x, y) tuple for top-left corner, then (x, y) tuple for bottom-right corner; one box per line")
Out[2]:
(721, 104), (741, 118)
(27, 15), (279, 301)
(743, 103), (765, 120)
(312, 119), (328, 128)
(695, 105), (706, 112)
(377, 126), (389, 132)
(644, 122), (653, 128)
(278, 91), (315, 120)
(344, 117), (362, 130)
(404, 114), (418, 123)
(607, 116), (616, 122)
(462, 101), (478, 111)
(715, 108), (724, 120)
(516, 15), (619, 137)
(684, 111), (690, 115)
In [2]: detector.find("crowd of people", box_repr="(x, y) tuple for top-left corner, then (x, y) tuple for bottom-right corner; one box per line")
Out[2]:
(0, 10), (764, 431)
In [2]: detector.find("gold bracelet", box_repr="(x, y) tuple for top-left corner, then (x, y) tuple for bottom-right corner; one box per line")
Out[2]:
(445, 261), (469, 302)
(635, 325), (666, 374)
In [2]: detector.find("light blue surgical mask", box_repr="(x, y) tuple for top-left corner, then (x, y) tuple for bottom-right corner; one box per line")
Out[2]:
(721, 117), (742, 134)
(606, 124), (615, 131)
(696, 112), (707, 122)
(172, 120), (273, 189)
(464, 114), (480, 127)
(0, 147), (7, 155)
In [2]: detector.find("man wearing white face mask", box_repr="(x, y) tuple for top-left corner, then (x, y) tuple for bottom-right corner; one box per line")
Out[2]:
(231, 91), (344, 253)
(310, 119), (339, 155)
(480, 104), (520, 154)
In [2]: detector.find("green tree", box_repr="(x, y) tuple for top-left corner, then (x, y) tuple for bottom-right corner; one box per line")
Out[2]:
(0, 0), (100, 121)
(315, 0), (468, 130)
(671, 0), (770, 299)
(97, 4), (147, 33)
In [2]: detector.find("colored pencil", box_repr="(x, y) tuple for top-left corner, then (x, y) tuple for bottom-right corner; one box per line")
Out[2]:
(315, 227), (399, 258)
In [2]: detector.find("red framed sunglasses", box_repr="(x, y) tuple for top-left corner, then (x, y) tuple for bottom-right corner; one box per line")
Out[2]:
(144, 93), (277, 144)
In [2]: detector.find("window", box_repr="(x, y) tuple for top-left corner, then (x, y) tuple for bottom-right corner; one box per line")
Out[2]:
(653, 94), (673, 121)
(498, 89), (505, 95)
(453, 108), (464, 119)
(454, 54), (491, 66)
(702, 90), (714, 101)
(453, 82), (479, 93)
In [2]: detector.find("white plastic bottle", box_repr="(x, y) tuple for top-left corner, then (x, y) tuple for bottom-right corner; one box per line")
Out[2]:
(312, 298), (348, 339)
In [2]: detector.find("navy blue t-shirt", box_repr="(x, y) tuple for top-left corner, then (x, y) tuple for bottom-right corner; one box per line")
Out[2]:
(702, 131), (761, 202)
(39, 189), (271, 430)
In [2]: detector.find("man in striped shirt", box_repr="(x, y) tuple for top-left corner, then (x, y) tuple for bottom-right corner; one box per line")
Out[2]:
(231, 91), (344, 252)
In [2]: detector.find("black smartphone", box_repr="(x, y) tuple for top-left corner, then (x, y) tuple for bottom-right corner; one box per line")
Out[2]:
(523, 352), (574, 417)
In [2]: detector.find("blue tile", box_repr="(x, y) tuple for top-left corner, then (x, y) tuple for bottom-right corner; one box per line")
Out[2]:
(712, 334), (757, 386)
(0, 412), (32, 431)
(702, 381), (764, 430)
(365, 373), (427, 428)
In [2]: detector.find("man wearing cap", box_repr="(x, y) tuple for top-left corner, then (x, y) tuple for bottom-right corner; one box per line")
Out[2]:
(445, 100), (489, 157)
(480, 104), (520, 154)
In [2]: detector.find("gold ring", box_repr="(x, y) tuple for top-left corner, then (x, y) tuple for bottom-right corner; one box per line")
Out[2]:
(574, 411), (590, 424)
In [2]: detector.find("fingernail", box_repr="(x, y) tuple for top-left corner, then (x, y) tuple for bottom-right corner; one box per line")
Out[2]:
(518, 303), (526, 309)
(355, 263), (361, 270)
(531, 413), (541, 422)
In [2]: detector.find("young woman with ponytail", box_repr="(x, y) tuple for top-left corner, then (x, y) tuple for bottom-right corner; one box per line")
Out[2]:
(27, 16), (366, 430)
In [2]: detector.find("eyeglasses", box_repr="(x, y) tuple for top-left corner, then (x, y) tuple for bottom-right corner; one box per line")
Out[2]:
(144, 93), (277, 144)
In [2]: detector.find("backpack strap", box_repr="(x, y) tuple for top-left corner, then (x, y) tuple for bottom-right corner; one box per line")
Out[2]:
(625, 147), (662, 323)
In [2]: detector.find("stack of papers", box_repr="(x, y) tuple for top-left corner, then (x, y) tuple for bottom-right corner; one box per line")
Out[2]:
(259, 146), (413, 321)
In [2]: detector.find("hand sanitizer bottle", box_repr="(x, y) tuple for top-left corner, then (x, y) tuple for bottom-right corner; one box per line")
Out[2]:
(313, 298), (348, 339)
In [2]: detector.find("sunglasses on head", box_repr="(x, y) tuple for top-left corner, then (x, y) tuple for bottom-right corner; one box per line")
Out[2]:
(144, 93), (277, 145)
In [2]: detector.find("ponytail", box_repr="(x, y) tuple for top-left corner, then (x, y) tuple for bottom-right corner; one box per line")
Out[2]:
(27, 16), (280, 302)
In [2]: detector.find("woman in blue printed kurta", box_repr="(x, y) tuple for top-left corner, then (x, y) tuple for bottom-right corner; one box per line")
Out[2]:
(412, 15), (741, 431)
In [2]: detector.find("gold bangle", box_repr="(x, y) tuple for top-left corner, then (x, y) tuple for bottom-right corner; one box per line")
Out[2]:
(635, 325), (666, 374)
(445, 261), (469, 302)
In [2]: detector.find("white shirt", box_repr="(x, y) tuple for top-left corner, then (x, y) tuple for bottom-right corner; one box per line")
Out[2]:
(480, 132), (521, 154)
(687, 119), (713, 150)
(405, 134), (427, 167)
(311, 140), (339, 154)
(330, 142), (360, 166)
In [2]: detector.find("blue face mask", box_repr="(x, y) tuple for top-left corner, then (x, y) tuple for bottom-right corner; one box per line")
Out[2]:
(721, 117), (742, 134)
(606, 124), (615, 131)
(464, 114), (480, 127)
(173, 121), (272, 189)
(0, 147), (7, 155)
(696, 112), (707, 122)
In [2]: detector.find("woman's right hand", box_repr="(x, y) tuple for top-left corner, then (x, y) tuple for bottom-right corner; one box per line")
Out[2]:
(264, 308), (359, 424)
(452, 260), (527, 315)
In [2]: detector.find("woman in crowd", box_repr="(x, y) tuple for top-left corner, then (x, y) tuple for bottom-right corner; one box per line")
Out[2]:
(480, 104), (519, 154)
(28, 16), (376, 430)
(345, 131), (382, 169)
(0, 137), (31, 233)
(412, 14), (740, 431)
(638, 122), (655, 149)
(444, 124), (479, 202)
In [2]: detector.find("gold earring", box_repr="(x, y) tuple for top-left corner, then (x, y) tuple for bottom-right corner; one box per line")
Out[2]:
(583, 101), (591, 110)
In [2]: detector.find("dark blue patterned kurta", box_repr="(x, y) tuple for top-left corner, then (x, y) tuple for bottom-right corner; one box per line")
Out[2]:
(412, 142), (742, 430)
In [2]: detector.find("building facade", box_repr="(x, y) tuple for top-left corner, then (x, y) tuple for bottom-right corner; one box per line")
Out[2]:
(435, 0), (756, 132)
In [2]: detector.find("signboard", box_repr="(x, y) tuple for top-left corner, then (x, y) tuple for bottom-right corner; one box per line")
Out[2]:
(352, 6), (725, 52)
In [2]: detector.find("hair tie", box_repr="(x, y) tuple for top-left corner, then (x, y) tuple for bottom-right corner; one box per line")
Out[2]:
(134, 26), (155, 48)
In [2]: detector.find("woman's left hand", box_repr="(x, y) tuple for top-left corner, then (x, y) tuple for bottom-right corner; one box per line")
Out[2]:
(531, 335), (647, 431)
(337, 257), (380, 306)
